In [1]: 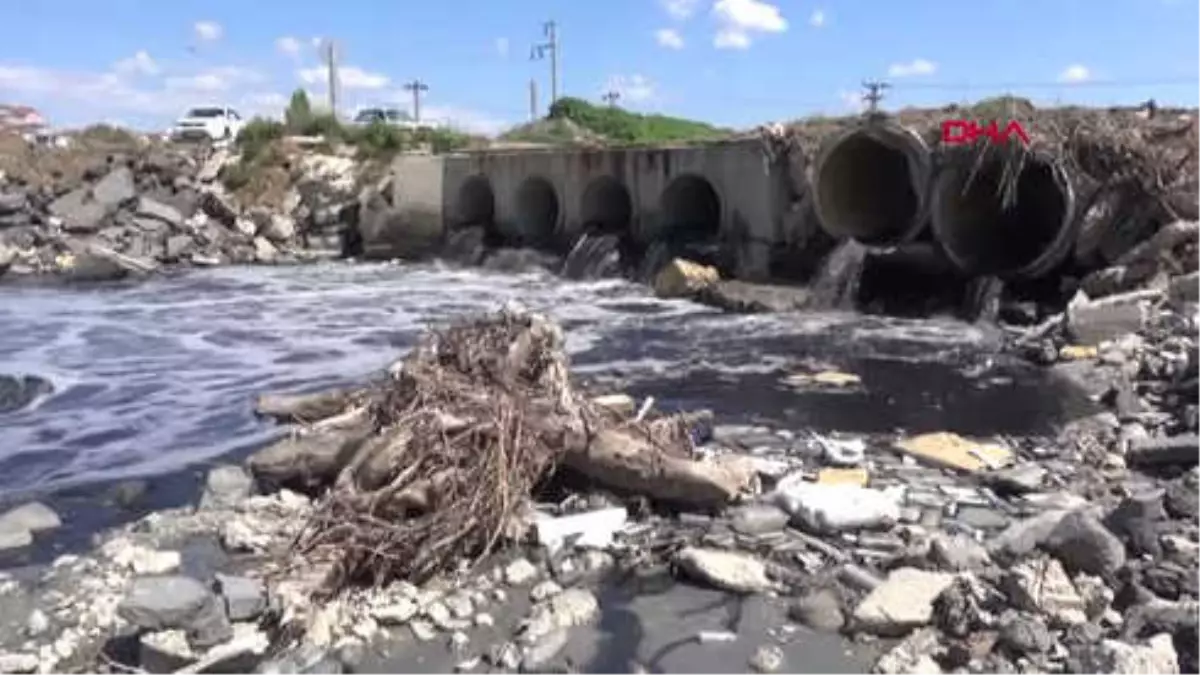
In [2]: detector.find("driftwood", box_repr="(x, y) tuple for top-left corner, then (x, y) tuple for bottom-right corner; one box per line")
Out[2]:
(247, 427), (372, 492)
(253, 388), (362, 424)
(563, 428), (756, 509)
(247, 307), (748, 593)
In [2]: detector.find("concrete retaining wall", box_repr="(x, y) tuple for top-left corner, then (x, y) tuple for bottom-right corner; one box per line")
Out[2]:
(364, 138), (791, 279)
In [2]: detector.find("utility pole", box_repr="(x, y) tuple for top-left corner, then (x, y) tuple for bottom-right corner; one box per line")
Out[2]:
(862, 80), (889, 114)
(602, 90), (620, 108)
(403, 79), (430, 123)
(324, 39), (340, 120)
(529, 79), (539, 121)
(530, 20), (559, 106)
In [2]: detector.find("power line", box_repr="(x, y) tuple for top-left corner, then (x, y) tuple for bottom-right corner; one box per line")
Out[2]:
(403, 79), (430, 123)
(861, 80), (890, 113)
(530, 20), (560, 107)
(602, 90), (620, 108)
(323, 39), (340, 120)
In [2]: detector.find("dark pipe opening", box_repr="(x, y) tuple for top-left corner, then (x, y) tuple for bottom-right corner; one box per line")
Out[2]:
(514, 176), (560, 248)
(655, 174), (726, 272)
(456, 175), (496, 228)
(565, 176), (638, 279)
(660, 174), (720, 242)
(581, 176), (633, 236)
(815, 130), (922, 246)
(932, 152), (1070, 277)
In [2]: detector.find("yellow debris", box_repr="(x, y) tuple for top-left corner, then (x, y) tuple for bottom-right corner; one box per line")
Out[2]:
(1059, 345), (1099, 361)
(652, 258), (719, 299)
(816, 467), (870, 487)
(894, 432), (1013, 474)
(55, 252), (76, 270)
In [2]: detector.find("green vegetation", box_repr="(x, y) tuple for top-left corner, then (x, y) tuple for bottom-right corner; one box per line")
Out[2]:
(233, 89), (475, 164)
(76, 124), (141, 146)
(501, 96), (729, 146)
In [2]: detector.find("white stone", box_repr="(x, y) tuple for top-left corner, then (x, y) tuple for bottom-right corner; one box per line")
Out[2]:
(1078, 634), (1180, 674)
(372, 598), (419, 625)
(852, 568), (955, 636)
(503, 558), (539, 585)
(674, 547), (773, 594)
(1004, 557), (1087, 625)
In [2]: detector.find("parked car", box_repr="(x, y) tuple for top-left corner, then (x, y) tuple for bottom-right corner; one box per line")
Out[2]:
(351, 107), (424, 129)
(170, 106), (244, 142)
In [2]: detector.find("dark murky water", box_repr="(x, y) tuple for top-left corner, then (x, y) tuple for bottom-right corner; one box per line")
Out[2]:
(0, 260), (1091, 499)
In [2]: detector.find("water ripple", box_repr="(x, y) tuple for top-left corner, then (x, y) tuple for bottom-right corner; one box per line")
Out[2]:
(0, 261), (1080, 495)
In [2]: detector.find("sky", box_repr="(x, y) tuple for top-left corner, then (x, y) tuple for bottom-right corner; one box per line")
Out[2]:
(1, 0), (1197, 135)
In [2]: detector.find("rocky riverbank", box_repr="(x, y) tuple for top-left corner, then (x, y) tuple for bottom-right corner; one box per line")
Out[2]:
(0, 288), (1194, 674)
(0, 132), (386, 284)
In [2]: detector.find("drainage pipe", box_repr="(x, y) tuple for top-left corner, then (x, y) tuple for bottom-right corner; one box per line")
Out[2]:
(930, 147), (1077, 279)
(811, 122), (933, 247)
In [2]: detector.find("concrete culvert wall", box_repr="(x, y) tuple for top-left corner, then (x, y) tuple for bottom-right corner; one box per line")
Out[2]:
(456, 175), (496, 228)
(580, 176), (633, 234)
(660, 174), (721, 242)
(931, 150), (1075, 279)
(812, 124), (931, 247)
(514, 176), (560, 246)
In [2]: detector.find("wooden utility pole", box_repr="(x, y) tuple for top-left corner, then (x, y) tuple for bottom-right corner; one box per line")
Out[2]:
(530, 20), (560, 106)
(862, 80), (890, 113)
(529, 79), (539, 121)
(602, 90), (620, 108)
(403, 79), (430, 123)
(324, 39), (340, 120)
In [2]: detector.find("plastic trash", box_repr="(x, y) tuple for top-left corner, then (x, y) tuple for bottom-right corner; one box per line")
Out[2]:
(772, 478), (902, 533)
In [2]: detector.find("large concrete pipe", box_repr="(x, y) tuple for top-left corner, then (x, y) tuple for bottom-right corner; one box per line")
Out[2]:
(812, 123), (932, 247)
(930, 148), (1076, 279)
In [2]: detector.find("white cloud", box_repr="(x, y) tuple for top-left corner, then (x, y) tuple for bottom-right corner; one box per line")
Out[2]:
(113, 51), (159, 77)
(0, 60), (283, 127)
(424, 105), (510, 136)
(276, 36), (303, 58)
(887, 58), (937, 77)
(298, 65), (390, 91)
(838, 89), (866, 112)
(495, 37), (510, 58)
(1058, 64), (1091, 83)
(193, 21), (223, 42)
(655, 28), (685, 49)
(165, 66), (264, 94)
(714, 31), (751, 49)
(809, 9), (826, 27)
(604, 74), (656, 103)
(663, 0), (700, 20)
(712, 0), (788, 49)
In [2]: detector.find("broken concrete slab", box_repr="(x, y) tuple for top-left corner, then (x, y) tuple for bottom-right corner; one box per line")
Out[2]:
(851, 567), (955, 637)
(673, 547), (774, 594)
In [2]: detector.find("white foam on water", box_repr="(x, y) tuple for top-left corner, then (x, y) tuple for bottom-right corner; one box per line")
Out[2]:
(0, 261), (1006, 493)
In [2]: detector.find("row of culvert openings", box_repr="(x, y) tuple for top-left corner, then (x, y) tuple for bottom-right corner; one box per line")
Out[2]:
(454, 173), (722, 246)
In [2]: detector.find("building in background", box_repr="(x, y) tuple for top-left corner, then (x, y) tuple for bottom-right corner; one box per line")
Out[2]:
(0, 104), (48, 139)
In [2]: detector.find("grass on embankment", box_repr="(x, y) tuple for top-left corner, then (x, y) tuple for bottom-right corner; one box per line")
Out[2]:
(499, 96), (731, 147)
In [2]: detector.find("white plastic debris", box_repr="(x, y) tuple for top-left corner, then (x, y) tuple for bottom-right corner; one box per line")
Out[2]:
(772, 478), (903, 534)
(816, 435), (867, 466)
(533, 507), (628, 555)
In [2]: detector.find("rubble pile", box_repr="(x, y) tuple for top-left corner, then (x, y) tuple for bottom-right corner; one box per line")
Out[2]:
(0, 135), (382, 283)
(0, 307), (1195, 673)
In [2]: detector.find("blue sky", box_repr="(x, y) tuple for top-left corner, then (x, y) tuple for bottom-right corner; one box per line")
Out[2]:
(1, 0), (1197, 134)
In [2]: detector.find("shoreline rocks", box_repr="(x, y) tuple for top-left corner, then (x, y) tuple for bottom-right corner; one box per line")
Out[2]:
(0, 140), (379, 285)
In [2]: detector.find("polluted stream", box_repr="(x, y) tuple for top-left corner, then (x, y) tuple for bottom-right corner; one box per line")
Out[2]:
(0, 260), (1094, 672)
